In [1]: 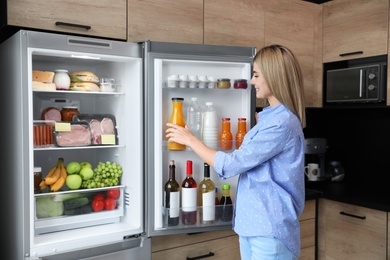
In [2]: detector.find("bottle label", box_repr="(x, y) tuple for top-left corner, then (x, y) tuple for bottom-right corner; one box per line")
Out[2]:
(169, 191), (180, 217)
(202, 190), (216, 221)
(182, 187), (197, 212)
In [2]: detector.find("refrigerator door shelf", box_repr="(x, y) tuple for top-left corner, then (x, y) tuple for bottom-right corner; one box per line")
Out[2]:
(34, 185), (126, 235)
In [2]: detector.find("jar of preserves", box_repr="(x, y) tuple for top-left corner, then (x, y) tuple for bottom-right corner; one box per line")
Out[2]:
(61, 106), (80, 122)
(234, 79), (248, 89)
(217, 78), (231, 89)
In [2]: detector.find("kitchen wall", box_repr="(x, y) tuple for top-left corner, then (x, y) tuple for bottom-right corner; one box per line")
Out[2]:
(304, 106), (390, 188)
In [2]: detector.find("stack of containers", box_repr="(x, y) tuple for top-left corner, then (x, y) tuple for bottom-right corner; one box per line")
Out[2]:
(202, 102), (218, 150)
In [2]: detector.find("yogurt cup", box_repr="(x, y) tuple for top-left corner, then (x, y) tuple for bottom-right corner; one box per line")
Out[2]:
(198, 75), (209, 89)
(167, 75), (179, 88)
(179, 75), (189, 88)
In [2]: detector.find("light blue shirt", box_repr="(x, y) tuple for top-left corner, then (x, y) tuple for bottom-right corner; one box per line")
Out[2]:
(214, 104), (305, 257)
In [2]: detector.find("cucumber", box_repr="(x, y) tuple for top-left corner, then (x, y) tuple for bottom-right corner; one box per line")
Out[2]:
(53, 193), (84, 202)
(64, 205), (92, 215)
(63, 197), (89, 210)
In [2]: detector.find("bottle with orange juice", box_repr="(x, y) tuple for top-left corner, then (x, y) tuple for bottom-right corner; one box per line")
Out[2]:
(168, 97), (186, 151)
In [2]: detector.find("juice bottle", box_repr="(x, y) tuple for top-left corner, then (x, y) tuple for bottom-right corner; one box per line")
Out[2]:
(235, 118), (247, 149)
(168, 97), (186, 151)
(220, 118), (233, 150)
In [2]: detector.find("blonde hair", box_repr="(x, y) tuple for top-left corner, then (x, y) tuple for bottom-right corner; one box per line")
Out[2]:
(254, 44), (306, 128)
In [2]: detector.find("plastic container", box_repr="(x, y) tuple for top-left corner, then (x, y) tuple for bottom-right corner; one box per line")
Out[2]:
(189, 75), (199, 88)
(217, 78), (231, 89)
(186, 97), (202, 139)
(167, 75), (179, 88)
(198, 75), (209, 88)
(202, 102), (218, 150)
(234, 79), (248, 89)
(208, 76), (217, 88)
(179, 75), (189, 88)
(100, 78), (116, 92)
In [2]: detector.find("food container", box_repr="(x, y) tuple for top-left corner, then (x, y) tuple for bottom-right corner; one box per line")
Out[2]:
(167, 75), (179, 88)
(53, 69), (71, 90)
(33, 120), (55, 147)
(34, 167), (42, 193)
(73, 114), (118, 145)
(198, 75), (209, 88)
(217, 78), (231, 89)
(208, 76), (217, 88)
(234, 79), (248, 89)
(179, 75), (189, 88)
(100, 78), (116, 92)
(54, 121), (91, 147)
(189, 75), (199, 88)
(61, 106), (80, 122)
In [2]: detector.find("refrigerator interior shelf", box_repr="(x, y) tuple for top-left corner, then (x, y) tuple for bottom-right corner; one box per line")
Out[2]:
(34, 144), (124, 151)
(33, 89), (125, 96)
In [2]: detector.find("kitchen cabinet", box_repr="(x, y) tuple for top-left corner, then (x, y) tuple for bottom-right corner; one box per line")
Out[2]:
(127, 0), (204, 44)
(322, 0), (389, 63)
(152, 200), (316, 260)
(5, 0), (127, 40)
(318, 199), (387, 260)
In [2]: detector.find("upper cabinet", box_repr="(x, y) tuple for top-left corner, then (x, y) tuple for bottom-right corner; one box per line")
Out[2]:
(6, 0), (127, 40)
(323, 0), (389, 63)
(127, 0), (204, 44)
(203, 0), (265, 49)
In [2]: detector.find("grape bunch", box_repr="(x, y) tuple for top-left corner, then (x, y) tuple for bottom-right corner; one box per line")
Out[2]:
(81, 161), (123, 189)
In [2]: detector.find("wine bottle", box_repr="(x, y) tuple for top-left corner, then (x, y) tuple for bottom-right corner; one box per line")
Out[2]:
(164, 160), (180, 226)
(181, 160), (197, 225)
(219, 184), (233, 222)
(198, 162), (216, 224)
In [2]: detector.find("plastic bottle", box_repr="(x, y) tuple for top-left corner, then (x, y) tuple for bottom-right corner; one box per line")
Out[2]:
(164, 160), (180, 226)
(220, 118), (233, 150)
(198, 162), (216, 224)
(187, 97), (202, 139)
(235, 118), (247, 149)
(202, 102), (218, 150)
(168, 97), (186, 151)
(219, 184), (233, 222)
(181, 160), (197, 225)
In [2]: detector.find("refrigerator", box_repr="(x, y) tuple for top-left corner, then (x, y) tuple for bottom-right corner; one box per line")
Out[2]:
(0, 30), (255, 260)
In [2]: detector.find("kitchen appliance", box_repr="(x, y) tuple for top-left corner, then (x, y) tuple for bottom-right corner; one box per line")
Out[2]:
(304, 138), (327, 181)
(0, 30), (255, 259)
(328, 161), (345, 182)
(325, 62), (387, 104)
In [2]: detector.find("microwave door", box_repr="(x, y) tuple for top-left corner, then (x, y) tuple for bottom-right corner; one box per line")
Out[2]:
(327, 68), (365, 102)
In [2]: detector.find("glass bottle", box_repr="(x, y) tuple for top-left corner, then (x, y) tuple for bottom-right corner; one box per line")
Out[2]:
(168, 97), (186, 151)
(215, 187), (220, 222)
(61, 106), (80, 122)
(219, 184), (233, 222)
(181, 160), (197, 225)
(235, 118), (247, 149)
(202, 102), (218, 150)
(198, 162), (216, 224)
(220, 118), (233, 150)
(164, 160), (180, 226)
(33, 167), (42, 194)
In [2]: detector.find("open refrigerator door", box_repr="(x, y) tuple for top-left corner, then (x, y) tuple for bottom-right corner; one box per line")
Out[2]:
(143, 41), (256, 236)
(1, 30), (149, 260)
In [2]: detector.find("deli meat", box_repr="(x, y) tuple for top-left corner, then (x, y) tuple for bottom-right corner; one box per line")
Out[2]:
(41, 107), (61, 122)
(56, 124), (91, 146)
(90, 117), (115, 144)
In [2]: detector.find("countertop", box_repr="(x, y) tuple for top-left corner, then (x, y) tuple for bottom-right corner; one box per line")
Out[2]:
(305, 181), (390, 212)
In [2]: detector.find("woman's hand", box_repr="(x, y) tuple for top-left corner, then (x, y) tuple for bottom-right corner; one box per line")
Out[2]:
(166, 123), (195, 147)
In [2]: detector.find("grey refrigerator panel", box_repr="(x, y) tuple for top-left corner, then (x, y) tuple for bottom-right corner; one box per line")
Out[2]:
(0, 30), (147, 260)
(142, 40), (256, 236)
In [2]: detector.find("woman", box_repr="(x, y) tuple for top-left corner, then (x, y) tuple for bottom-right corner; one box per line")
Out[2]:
(166, 44), (306, 260)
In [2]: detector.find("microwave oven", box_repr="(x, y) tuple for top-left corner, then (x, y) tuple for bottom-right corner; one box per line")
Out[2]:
(325, 63), (386, 103)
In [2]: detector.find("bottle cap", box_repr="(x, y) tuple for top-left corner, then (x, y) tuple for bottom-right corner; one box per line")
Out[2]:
(222, 184), (230, 190)
(170, 160), (175, 166)
(34, 167), (42, 172)
(204, 162), (210, 177)
(238, 118), (246, 121)
(206, 101), (213, 106)
(191, 97), (198, 101)
(172, 97), (184, 101)
(222, 118), (231, 121)
(186, 160), (193, 174)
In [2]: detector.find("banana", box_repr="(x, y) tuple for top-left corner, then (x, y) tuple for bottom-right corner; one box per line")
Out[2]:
(39, 180), (47, 190)
(50, 160), (68, 192)
(44, 158), (63, 185)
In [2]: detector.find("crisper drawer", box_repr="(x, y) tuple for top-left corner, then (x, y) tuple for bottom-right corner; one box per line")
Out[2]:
(34, 186), (125, 234)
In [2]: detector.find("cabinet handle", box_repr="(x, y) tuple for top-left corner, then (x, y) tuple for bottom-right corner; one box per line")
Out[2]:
(55, 21), (91, 30)
(339, 51), (364, 57)
(339, 211), (366, 220)
(186, 252), (215, 260)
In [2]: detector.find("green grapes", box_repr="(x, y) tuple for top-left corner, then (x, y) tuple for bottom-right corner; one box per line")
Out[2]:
(81, 161), (123, 189)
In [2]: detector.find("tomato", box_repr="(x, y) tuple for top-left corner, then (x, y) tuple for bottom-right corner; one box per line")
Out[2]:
(106, 188), (120, 199)
(104, 198), (117, 210)
(93, 193), (105, 201)
(91, 199), (104, 212)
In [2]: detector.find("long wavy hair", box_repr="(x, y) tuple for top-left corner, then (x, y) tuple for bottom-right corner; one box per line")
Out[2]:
(255, 44), (306, 128)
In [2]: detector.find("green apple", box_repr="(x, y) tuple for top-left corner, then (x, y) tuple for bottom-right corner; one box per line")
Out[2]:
(66, 174), (82, 190)
(79, 167), (94, 181)
(66, 161), (81, 175)
(80, 161), (92, 169)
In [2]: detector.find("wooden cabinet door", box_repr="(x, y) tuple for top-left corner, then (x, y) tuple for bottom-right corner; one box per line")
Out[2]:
(128, 0), (203, 44)
(323, 0), (388, 63)
(318, 199), (387, 260)
(263, 0), (323, 108)
(204, 0), (264, 49)
(7, 0), (127, 40)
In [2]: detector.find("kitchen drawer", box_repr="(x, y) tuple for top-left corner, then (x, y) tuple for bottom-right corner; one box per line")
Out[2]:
(152, 233), (240, 260)
(300, 246), (315, 260)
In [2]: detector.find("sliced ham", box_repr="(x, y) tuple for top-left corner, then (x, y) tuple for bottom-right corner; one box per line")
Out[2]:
(90, 119), (102, 144)
(41, 107), (61, 122)
(101, 117), (115, 134)
(56, 124), (91, 146)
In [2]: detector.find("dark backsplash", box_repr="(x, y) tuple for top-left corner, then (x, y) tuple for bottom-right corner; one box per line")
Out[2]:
(304, 107), (390, 187)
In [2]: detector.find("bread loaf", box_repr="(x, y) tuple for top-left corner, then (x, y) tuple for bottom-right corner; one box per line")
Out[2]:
(69, 71), (99, 83)
(32, 70), (55, 83)
(32, 81), (56, 91)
